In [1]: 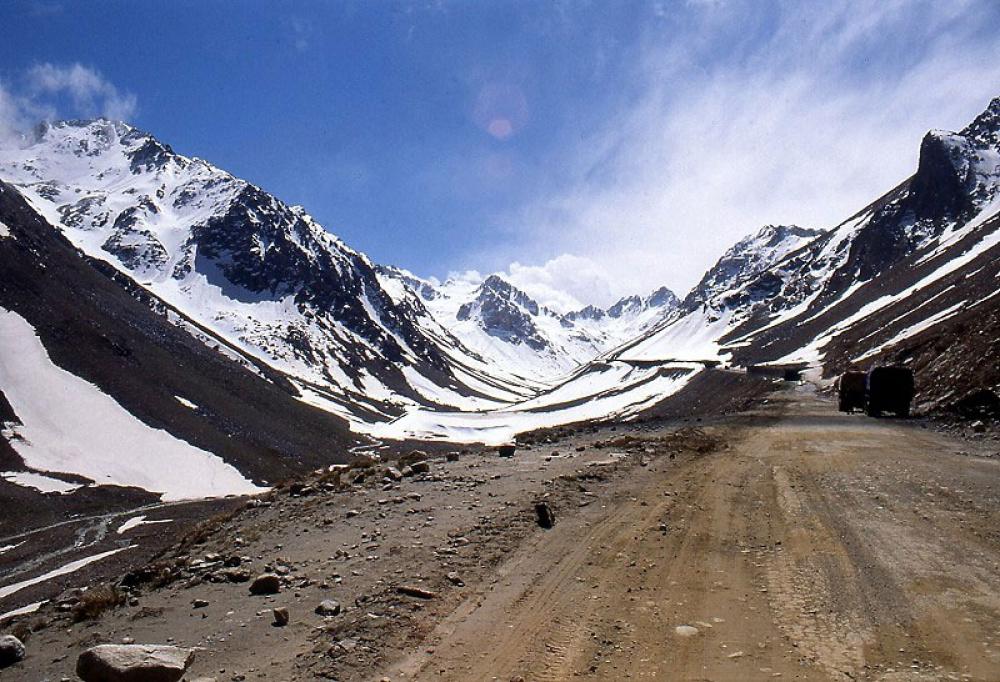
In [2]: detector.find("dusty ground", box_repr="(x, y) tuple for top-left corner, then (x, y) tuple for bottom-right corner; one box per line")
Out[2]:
(3, 383), (1000, 681)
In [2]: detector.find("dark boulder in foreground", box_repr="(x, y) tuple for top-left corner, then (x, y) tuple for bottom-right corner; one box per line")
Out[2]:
(0, 635), (25, 668)
(498, 444), (516, 458)
(535, 501), (556, 529)
(76, 644), (194, 682)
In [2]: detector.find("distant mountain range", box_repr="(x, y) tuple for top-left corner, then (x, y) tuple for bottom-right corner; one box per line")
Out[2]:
(2, 94), (998, 502)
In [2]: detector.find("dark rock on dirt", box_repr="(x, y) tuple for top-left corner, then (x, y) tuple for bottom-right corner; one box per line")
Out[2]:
(498, 444), (516, 458)
(76, 644), (194, 682)
(399, 450), (428, 467)
(409, 461), (431, 475)
(0, 635), (25, 668)
(272, 607), (289, 626)
(535, 501), (556, 529)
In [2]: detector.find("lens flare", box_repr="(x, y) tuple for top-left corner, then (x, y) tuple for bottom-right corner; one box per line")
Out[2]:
(473, 83), (528, 140)
(487, 118), (514, 139)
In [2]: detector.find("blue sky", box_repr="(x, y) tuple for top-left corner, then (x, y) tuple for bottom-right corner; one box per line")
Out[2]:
(1, 0), (999, 309)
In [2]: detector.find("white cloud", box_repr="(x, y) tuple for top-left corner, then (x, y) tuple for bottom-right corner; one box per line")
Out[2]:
(0, 64), (136, 149)
(442, 269), (485, 288)
(27, 63), (137, 121)
(492, 0), (1000, 302)
(443, 255), (625, 312)
(504, 255), (616, 312)
(286, 17), (313, 52)
(0, 81), (30, 145)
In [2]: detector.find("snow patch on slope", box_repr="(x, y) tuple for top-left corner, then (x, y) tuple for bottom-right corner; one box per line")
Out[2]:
(1, 470), (82, 494)
(0, 307), (266, 501)
(368, 363), (700, 444)
(0, 547), (131, 601)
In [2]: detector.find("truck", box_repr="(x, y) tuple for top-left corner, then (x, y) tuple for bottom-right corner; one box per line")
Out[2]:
(865, 366), (914, 418)
(837, 371), (867, 413)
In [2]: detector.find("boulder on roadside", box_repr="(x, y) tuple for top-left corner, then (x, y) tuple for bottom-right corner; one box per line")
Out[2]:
(408, 461), (431, 475)
(249, 574), (281, 595)
(314, 600), (341, 616)
(401, 449), (428, 464)
(0, 635), (25, 669)
(76, 644), (194, 682)
(534, 501), (556, 529)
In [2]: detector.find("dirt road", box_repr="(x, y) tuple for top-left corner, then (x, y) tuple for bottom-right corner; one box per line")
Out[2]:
(389, 386), (1000, 681)
(6, 383), (1000, 681)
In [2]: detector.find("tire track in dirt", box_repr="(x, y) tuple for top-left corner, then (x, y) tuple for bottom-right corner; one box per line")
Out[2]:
(767, 461), (874, 680)
(381, 387), (1000, 681)
(387, 456), (703, 680)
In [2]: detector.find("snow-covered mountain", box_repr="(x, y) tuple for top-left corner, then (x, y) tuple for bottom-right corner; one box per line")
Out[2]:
(3, 93), (999, 463)
(682, 224), (823, 312)
(619, 95), (1000, 410)
(0, 179), (353, 508)
(0, 120), (537, 425)
(0, 119), (686, 448)
(377, 266), (680, 378)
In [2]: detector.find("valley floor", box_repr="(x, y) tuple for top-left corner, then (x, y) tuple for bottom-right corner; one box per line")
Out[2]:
(390, 386), (1000, 681)
(4, 383), (1000, 681)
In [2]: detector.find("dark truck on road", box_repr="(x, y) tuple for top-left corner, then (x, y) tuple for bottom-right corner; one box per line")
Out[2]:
(865, 366), (914, 418)
(837, 371), (867, 412)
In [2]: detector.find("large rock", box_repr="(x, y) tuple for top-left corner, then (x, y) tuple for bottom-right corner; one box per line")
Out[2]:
(0, 635), (25, 668)
(249, 573), (281, 595)
(76, 644), (194, 682)
(534, 501), (555, 529)
(409, 461), (431, 475)
(315, 599), (341, 616)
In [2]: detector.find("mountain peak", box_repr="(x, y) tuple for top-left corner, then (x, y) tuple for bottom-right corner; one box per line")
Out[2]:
(683, 223), (822, 311)
(961, 94), (1000, 147)
(456, 275), (547, 350)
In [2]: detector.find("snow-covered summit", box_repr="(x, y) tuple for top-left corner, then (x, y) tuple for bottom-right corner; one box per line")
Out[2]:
(376, 266), (681, 379)
(683, 224), (823, 312)
(0, 119), (517, 424)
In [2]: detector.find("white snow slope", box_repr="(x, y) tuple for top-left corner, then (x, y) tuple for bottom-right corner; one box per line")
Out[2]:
(0, 307), (265, 500)
(369, 362), (701, 444)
